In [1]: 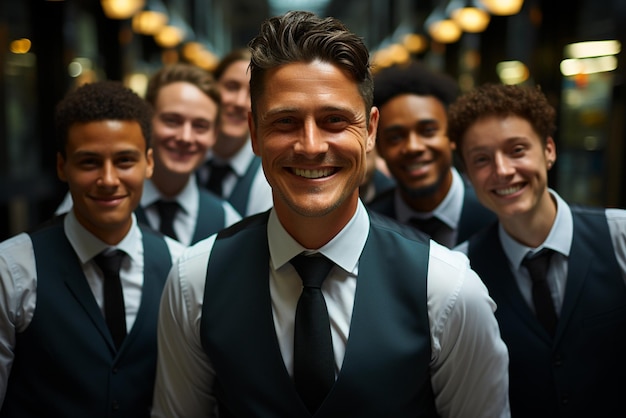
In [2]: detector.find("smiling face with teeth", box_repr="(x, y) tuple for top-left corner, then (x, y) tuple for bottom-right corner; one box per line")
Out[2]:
(376, 94), (454, 211)
(460, 115), (556, 225)
(250, 60), (378, 244)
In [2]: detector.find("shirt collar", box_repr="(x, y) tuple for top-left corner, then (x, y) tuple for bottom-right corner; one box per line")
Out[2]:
(141, 177), (199, 215)
(268, 199), (370, 275)
(208, 137), (255, 177)
(499, 189), (573, 270)
(396, 167), (464, 230)
(64, 209), (142, 264)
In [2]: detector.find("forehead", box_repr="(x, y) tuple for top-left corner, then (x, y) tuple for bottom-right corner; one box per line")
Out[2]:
(66, 120), (147, 153)
(462, 115), (540, 150)
(257, 60), (364, 113)
(154, 82), (218, 117)
(379, 94), (447, 125)
(219, 60), (250, 83)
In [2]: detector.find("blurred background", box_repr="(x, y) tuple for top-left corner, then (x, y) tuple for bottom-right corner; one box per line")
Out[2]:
(0, 0), (624, 240)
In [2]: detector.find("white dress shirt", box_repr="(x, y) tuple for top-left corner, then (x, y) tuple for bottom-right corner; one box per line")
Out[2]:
(455, 189), (626, 314)
(141, 177), (241, 246)
(152, 200), (510, 418)
(0, 211), (185, 404)
(395, 167), (465, 248)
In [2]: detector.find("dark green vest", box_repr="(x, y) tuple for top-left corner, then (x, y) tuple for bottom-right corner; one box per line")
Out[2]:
(468, 207), (626, 418)
(135, 188), (226, 245)
(228, 155), (262, 216)
(200, 210), (439, 417)
(1, 219), (171, 418)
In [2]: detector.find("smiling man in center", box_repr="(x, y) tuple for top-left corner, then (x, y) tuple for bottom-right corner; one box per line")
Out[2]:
(152, 11), (510, 418)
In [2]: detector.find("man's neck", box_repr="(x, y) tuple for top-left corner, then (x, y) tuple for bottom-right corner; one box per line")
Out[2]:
(151, 166), (190, 198)
(212, 133), (248, 160)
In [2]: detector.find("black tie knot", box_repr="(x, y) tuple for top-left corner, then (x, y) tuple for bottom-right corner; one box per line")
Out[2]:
(94, 249), (126, 278)
(522, 248), (554, 284)
(206, 161), (232, 196)
(154, 200), (180, 240)
(291, 253), (334, 288)
(409, 216), (446, 240)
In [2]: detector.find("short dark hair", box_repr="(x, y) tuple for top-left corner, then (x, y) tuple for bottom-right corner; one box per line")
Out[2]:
(55, 81), (153, 157)
(447, 83), (557, 161)
(373, 60), (459, 109)
(247, 10), (373, 121)
(213, 48), (252, 82)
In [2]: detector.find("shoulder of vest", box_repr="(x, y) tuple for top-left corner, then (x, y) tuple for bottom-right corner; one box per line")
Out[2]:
(368, 210), (430, 243)
(198, 188), (226, 204)
(216, 209), (270, 239)
(569, 203), (606, 217)
(27, 214), (66, 237)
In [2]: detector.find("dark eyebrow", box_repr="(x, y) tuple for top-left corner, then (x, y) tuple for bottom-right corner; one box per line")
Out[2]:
(72, 149), (143, 158)
(381, 119), (439, 134)
(263, 105), (357, 119)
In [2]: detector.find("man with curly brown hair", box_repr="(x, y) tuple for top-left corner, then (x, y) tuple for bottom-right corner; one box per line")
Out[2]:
(450, 83), (626, 418)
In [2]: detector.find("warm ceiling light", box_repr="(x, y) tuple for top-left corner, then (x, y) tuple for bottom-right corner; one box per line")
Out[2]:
(132, 0), (168, 35)
(564, 40), (621, 59)
(9, 38), (32, 54)
(480, 0), (524, 16)
(496, 60), (529, 84)
(153, 10), (192, 48)
(428, 19), (462, 44)
(101, 0), (145, 20)
(154, 25), (184, 48)
(447, 0), (491, 33)
(560, 56), (618, 76)
(133, 10), (167, 35)
(426, 2), (463, 44)
(403, 33), (428, 54)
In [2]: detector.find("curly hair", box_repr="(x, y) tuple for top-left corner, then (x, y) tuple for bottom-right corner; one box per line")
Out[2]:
(447, 83), (556, 157)
(55, 81), (153, 157)
(373, 60), (459, 109)
(145, 63), (219, 107)
(247, 10), (373, 121)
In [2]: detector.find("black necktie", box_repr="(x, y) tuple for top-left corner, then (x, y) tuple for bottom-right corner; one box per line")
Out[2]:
(291, 253), (335, 413)
(522, 249), (558, 337)
(94, 250), (127, 349)
(409, 216), (446, 241)
(206, 161), (232, 197)
(155, 200), (179, 240)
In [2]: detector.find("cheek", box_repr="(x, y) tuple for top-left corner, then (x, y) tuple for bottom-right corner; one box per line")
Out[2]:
(152, 124), (173, 142)
(197, 133), (216, 148)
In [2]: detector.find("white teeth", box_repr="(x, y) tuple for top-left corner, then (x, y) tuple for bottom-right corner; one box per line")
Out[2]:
(495, 185), (522, 196)
(405, 162), (427, 170)
(294, 168), (334, 179)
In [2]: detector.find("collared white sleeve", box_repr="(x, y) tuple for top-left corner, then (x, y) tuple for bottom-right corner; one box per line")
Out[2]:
(606, 208), (626, 285)
(428, 242), (510, 418)
(152, 235), (218, 418)
(0, 233), (37, 405)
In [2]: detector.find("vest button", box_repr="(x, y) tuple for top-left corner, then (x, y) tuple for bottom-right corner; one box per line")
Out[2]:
(561, 393), (569, 404)
(112, 400), (120, 410)
(553, 354), (562, 367)
(112, 367), (119, 374)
